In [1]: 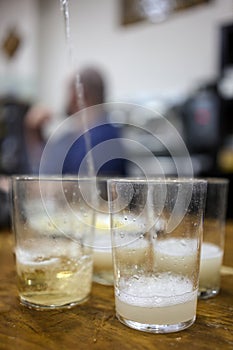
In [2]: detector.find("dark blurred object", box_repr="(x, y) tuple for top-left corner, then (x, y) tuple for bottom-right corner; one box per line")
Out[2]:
(217, 22), (233, 219)
(181, 83), (221, 175)
(1, 27), (21, 60)
(180, 82), (233, 218)
(0, 97), (30, 229)
(218, 22), (233, 138)
(0, 176), (10, 229)
(216, 136), (233, 220)
(219, 22), (233, 74)
(0, 96), (30, 175)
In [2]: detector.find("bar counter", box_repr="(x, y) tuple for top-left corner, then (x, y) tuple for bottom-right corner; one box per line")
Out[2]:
(0, 222), (232, 350)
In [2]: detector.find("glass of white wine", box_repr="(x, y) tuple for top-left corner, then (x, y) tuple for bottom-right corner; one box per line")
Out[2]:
(11, 176), (95, 310)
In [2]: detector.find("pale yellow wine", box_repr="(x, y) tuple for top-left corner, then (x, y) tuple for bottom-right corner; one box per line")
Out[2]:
(16, 250), (92, 307)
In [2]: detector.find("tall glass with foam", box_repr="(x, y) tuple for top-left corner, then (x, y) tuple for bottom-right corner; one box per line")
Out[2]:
(108, 178), (207, 333)
(199, 178), (229, 299)
(11, 176), (94, 309)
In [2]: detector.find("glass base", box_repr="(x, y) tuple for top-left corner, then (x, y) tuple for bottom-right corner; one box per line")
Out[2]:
(116, 313), (196, 333)
(93, 272), (113, 286)
(19, 295), (90, 310)
(198, 287), (220, 299)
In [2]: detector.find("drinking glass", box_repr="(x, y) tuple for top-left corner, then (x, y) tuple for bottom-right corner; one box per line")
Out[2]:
(11, 176), (94, 309)
(199, 178), (229, 299)
(108, 178), (207, 333)
(92, 177), (113, 285)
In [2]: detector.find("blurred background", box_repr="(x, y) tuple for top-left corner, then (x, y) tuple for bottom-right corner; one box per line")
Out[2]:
(0, 0), (232, 223)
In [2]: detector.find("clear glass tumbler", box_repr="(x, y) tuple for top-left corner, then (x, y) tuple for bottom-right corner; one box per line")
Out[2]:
(199, 178), (229, 299)
(11, 176), (94, 309)
(108, 178), (207, 333)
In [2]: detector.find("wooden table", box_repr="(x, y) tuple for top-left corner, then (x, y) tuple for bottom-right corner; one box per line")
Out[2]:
(0, 223), (233, 350)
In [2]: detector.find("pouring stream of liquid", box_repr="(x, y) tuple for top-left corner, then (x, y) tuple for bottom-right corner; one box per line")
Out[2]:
(60, 0), (95, 179)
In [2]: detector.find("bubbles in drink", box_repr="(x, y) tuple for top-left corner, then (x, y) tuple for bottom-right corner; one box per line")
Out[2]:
(153, 238), (197, 275)
(116, 273), (197, 325)
(118, 274), (194, 304)
(16, 243), (93, 308)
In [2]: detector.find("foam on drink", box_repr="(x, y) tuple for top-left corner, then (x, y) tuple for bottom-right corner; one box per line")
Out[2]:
(154, 238), (197, 275)
(116, 273), (197, 325)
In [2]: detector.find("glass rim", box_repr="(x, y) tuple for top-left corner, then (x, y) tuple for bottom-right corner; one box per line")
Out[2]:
(107, 177), (207, 185)
(11, 175), (97, 182)
(11, 176), (208, 184)
(204, 177), (229, 185)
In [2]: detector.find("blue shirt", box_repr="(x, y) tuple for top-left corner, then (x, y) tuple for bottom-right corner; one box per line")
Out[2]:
(62, 122), (126, 176)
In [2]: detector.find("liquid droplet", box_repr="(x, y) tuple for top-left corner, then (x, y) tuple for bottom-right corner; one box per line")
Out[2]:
(133, 275), (140, 280)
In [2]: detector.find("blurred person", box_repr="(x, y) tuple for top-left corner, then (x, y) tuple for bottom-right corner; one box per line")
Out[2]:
(41, 66), (127, 176)
(24, 104), (52, 174)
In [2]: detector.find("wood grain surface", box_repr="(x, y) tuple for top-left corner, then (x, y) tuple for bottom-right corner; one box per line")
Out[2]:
(0, 222), (232, 350)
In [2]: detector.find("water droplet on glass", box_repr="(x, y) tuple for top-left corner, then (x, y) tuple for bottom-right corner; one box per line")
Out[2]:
(180, 239), (186, 247)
